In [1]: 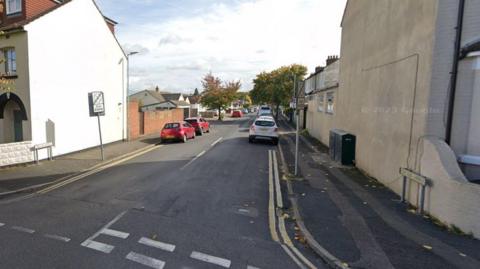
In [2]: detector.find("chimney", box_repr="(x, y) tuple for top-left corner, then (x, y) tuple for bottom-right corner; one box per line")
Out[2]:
(155, 86), (159, 92)
(326, 55), (339, 66)
(315, 66), (324, 74)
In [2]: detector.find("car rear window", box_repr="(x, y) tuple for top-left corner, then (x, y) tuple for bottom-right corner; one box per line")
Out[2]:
(164, 123), (180, 129)
(185, 119), (197, 124)
(255, 120), (275, 127)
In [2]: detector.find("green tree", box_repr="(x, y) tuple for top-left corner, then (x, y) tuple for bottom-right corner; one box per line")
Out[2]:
(193, 88), (200, 96)
(200, 73), (240, 120)
(250, 64), (307, 119)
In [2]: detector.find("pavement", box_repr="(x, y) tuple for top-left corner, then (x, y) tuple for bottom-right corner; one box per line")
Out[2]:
(0, 133), (162, 195)
(0, 115), (324, 269)
(277, 117), (480, 269)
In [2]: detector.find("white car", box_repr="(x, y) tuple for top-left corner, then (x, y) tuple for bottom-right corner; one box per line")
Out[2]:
(249, 116), (279, 145)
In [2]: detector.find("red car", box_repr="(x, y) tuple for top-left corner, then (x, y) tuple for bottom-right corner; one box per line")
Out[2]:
(185, 117), (210, 135)
(232, 110), (243, 118)
(160, 121), (195, 143)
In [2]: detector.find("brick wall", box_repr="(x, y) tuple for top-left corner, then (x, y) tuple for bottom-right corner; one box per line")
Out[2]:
(144, 108), (183, 135)
(128, 101), (140, 140)
(127, 101), (183, 140)
(0, 141), (33, 167)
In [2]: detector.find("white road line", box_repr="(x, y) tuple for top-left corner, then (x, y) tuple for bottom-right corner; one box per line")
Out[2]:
(80, 211), (127, 253)
(211, 137), (223, 146)
(126, 252), (165, 269)
(247, 266), (261, 269)
(272, 151), (284, 208)
(181, 150), (207, 170)
(101, 228), (129, 239)
(44, 234), (71, 242)
(0, 223), (4, 227)
(81, 240), (115, 254)
(190, 251), (231, 268)
(11, 226), (35, 234)
(281, 244), (307, 269)
(138, 237), (175, 252)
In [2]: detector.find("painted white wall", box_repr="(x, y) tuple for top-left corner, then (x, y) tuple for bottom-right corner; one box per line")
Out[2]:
(25, 0), (127, 157)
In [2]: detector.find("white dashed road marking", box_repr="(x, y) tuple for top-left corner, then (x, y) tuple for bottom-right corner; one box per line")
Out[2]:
(101, 228), (129, 239)
(211, 137), (223, 146)
(247, 266), (261, 269)
(138, 237), (175, 252)
(190, 251), (231, 268)
(0, 223), (4, 227)
(80, 211), (127, 253)
(11, 226), (35, 234)
(126, 251), (165, 269)
(81, 240), (115, 254)
(44, 234), (71, 242)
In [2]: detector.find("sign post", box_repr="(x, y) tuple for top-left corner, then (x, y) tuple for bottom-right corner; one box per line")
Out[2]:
(89, 91), (106, 161)
(294, 78), (305, 176)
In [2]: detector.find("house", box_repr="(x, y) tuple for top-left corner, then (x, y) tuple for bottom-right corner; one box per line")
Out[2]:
(186, 93), (206, 118)
(0, 0), (127, 166)
(329, 0), (480, 237)
(129, 87), (191, 119)
(304, 56), (339, 145)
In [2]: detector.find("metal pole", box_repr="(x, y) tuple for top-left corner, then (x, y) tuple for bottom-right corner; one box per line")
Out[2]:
(294, 75), (299, 176)
(97, 115), (105, 161)
(121, 58), (125, 141)
(126, 55), (130, 141)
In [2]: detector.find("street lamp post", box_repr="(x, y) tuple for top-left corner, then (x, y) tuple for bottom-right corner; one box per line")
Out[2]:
(125, 51), (139, 141)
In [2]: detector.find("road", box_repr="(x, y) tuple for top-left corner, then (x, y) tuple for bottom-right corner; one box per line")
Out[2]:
(0, 117), (324, 269)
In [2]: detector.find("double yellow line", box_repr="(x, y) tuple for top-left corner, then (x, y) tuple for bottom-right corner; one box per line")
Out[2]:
(37, 145), (163, 195)
(268, 150), (317, 269)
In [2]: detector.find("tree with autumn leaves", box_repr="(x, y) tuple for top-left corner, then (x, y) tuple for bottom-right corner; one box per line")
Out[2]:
(200, 73), (241, 120)
(250, 64), (307, 119)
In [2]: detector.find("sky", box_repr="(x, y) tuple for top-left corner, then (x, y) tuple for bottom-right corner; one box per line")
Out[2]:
(95, 0), (347, 94)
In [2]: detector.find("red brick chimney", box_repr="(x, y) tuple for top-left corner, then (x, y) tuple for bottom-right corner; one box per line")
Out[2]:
(326, 55), (339, 66)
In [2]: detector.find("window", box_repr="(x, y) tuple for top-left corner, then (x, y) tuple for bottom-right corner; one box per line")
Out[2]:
(6, 0), (22, 15)
(317, 93), (324, 112)
(326, 92), (335, 114)
(3, 48), (17, 75)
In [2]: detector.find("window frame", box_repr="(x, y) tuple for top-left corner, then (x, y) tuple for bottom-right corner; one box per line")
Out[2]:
(3, 47), (17, 75)
(6, 0), (22, 15)
(317, 93), (324, 112)
(326, 91), (335, 114)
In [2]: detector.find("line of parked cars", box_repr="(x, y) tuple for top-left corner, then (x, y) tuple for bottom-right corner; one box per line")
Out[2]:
(249, 106), (279, 145)
(160, 117), (211, 143)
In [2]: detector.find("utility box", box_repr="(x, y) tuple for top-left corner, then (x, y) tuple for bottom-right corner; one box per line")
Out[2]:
(329, 129), (356, 165)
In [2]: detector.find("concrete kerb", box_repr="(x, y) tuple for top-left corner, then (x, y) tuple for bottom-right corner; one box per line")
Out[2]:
(277, 140), (349, 269)
(0, 143), (160, 199)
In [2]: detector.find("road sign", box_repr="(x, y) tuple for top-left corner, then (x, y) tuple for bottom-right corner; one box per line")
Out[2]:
(88, 91), (105, 117)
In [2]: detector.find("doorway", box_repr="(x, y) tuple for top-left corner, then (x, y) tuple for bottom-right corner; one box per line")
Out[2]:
(13, 110), (23, 142)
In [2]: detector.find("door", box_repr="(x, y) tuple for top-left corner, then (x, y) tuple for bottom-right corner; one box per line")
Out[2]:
(139, 112), (145, 135)
(13, 110), (23, 142)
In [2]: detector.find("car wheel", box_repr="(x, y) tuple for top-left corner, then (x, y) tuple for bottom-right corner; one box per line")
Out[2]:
(182, 134), (187, 143)
(273, 138), (279, 145)
(198, 128), (203, 136)
(249, 136), (255, 143)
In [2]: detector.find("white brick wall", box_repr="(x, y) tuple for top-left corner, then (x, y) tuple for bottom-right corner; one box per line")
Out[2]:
(0, 141), (34, 167)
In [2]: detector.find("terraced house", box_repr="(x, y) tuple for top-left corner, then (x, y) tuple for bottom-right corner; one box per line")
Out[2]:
(0, 0), (126, 166)
(331, 0), (480, 237)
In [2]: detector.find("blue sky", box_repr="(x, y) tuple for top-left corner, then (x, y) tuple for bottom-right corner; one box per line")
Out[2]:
(96, 0), (347, 94)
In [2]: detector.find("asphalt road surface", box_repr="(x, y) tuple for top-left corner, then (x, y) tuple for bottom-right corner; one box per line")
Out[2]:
(0, 117), (324, 269)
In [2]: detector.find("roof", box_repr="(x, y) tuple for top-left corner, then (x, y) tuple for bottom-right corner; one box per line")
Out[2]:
(171, 100), (190, 107)
(188, 95), (201, 104)
(129, 90), (166, 103)
(161, 93), (183, 101)
(0, 0), (72, 32)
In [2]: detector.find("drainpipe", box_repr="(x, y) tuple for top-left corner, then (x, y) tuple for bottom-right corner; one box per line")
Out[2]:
(445, 0), (465, 145)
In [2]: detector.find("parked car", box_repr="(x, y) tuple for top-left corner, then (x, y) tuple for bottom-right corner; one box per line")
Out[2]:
(185, 117), (210, 135)
(232, 110), (243, 118)
(243, 108), (249, 114)
(249, 116), (279, 145)
(160, 121), (196, 143)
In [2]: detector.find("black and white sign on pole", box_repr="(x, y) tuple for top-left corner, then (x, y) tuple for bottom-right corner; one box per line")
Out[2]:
(88, 91), (106, 160)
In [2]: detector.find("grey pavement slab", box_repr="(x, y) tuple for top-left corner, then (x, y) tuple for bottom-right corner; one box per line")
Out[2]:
(278, 117), (480, 269)
(0, 134), (161, 193)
